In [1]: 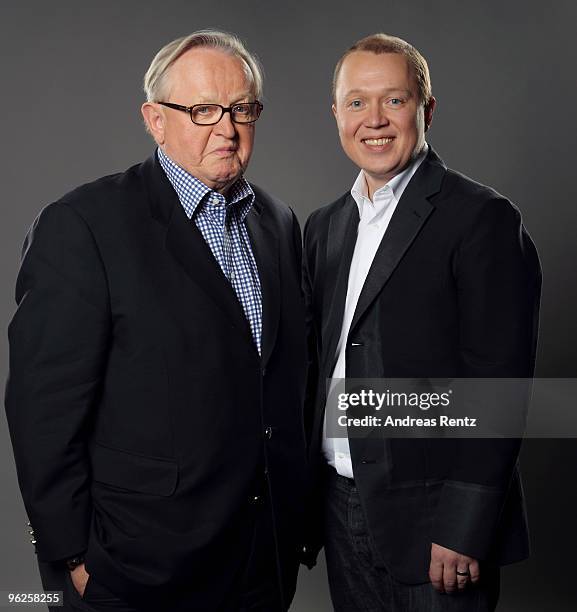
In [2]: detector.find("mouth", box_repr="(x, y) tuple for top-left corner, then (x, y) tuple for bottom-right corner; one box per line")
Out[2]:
(361, 136), (394, 150)
(213, 147), (238, 157)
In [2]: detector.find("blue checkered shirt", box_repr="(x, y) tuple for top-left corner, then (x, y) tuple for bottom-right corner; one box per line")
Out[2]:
(157, 148), (262, 354)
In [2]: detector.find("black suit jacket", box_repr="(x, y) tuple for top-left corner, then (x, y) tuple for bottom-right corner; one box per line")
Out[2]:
(5, 153), (308, 609)
(303, 147), (541, 583)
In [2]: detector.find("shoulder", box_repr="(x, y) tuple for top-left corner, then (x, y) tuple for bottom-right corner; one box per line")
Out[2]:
(439, 166), (522, 227)
(22, 160), (150, 261)
(249, 182), (295, 226)
(443, 166), (501, 199)
(433, 168), (535, 267)
(304, 192), (350, 234)
(55, 161), (146, 220)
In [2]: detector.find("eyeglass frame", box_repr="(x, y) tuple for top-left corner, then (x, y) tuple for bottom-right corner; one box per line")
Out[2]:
(157, 101), (264, 125)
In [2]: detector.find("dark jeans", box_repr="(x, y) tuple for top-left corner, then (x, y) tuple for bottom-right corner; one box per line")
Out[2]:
(324, 469), (501, 612)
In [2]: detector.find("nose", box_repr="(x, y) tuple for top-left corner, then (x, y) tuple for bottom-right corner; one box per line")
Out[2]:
(365, 103), (389, 128)
(215, 109), (237, 138)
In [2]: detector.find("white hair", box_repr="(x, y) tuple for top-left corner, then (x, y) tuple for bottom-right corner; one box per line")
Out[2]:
(143, 29), (263, 102)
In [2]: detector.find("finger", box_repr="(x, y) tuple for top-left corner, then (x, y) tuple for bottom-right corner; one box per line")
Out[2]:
(456, 566), (470, 590)
(443, 562), (458, 594)
(469, 560), (481, 584)
(429, 559), (445, 593)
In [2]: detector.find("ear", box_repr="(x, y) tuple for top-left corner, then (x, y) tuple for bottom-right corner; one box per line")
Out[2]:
(141, 102), (166, 145)
(424, 96), (436, 132)
(332, 103), (338, 121)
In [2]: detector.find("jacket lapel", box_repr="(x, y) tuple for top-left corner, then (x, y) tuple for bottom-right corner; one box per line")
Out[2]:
(165, 205), (255, 342)
(349, 149), (446, 333)
(321, 194), (359, 372)
(143, 153), (254, 346)
(246, 200), (280, 369)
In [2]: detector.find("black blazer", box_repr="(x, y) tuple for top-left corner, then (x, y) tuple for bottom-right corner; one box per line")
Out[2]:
(303, 147), (541, 584)
(5, 153), (308, 609)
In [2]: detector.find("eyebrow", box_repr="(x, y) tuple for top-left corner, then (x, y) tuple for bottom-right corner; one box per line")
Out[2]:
(192, 92), (255, 104)
(342, 87), (412, 98)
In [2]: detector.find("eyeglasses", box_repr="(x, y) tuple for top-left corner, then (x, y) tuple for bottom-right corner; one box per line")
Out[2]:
(158, 101), (263, 125)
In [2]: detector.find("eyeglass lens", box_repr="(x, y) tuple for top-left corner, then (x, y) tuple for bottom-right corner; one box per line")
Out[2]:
(191, 104), (260, 124)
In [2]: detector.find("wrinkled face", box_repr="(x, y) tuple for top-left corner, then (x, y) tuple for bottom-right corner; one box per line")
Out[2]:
(333, 51), (435, 192)
(142, 47), (256, 193)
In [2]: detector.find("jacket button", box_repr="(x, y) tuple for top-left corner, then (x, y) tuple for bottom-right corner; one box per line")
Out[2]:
(264, 426), (273, 440)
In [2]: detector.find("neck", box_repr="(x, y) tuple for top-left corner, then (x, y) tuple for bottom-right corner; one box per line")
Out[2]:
(364, 172), (395, 201)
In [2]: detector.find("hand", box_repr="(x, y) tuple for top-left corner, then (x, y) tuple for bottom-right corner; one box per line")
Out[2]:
(429, 543), (479, 593)
(70, 563), (90, 598)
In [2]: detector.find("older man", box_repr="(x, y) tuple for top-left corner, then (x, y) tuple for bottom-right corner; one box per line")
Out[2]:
(6, 30), (308, 612)
(303, 34), (541, 611)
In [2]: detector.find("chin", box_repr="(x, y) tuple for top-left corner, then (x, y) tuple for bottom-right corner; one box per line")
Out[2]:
(367, 165), (396, 178)
(216, 162), (241, 179)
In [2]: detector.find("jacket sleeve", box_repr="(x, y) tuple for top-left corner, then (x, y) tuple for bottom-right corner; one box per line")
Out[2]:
(5, 200), (110, 562)
(430, 197), (541, 560)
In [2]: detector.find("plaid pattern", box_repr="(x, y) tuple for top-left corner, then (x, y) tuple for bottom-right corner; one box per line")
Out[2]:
(157, 148), (262, 354)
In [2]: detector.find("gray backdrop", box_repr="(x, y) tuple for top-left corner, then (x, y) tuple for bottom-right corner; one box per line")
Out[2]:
(1, 1), (576, 610)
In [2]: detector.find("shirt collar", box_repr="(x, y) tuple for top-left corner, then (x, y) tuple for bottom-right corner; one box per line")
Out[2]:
(350, 143), (429, 220)
(156, 147), (255, 221)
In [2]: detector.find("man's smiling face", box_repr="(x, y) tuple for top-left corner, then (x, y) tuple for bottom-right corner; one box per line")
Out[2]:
(332, 51), (435, 194)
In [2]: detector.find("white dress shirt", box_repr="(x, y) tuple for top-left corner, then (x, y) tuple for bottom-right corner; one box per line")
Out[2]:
(323, 145), (428, 479)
